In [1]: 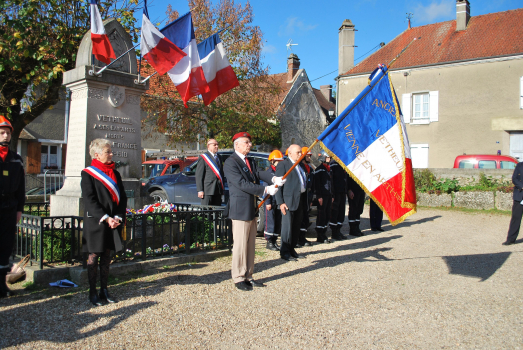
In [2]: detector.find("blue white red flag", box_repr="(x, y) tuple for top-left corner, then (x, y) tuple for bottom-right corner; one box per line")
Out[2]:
(140, 2), (186, 76)
(160, 12), (210, 107)
(83, 166), (121, 205)
(89, 0), (116, 65)
(197, 33), (239, 106)
(318, 64), (416, 225)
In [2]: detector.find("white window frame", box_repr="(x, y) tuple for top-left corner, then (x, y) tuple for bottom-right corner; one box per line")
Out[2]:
(402, 91), (438, 124)
(412, 92), (430, 124)
(40, 143), (61, 173)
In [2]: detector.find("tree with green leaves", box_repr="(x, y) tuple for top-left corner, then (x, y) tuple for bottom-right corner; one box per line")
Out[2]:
(0, 0), (140, 150)
(141, 0), (282, 149)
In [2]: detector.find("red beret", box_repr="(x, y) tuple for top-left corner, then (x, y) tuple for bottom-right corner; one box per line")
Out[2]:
(232, 132), (251, 142)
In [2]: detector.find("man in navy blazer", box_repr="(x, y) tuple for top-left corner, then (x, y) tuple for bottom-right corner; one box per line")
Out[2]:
(504, 162), (523, 245)
(196, 139), (223, 205)
(223, 132), (285, 291)
(275, 144), (307, 261)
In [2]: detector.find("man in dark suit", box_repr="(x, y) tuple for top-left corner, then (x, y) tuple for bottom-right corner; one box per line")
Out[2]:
(504, 162), (523, 245)
(223, 132), (284, 291)
(276, 144), (307, 261)
(196, 139), (224, 205)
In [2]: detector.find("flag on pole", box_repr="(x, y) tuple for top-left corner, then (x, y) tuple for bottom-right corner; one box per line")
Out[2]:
(197, 33), (240, 105)
(160, 12), (209, 107)
(89, 0), (116, 65)
(318, 64), (416, 225)
(140, 3), (186, 76)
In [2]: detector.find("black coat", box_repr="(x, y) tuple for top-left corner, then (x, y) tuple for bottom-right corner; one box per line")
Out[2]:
(195, 151), (224, 195)
(81, 169), (127, 253)
(275, 158), (303, 211)
(512, 162), (523, 201)
(330, 161), (347, 193)
(223, 152), (273, 221)
(0, 149), (25, 211)
(313, 162), (332, 197)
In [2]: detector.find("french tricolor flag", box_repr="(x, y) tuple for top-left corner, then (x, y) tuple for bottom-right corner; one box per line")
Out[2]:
(161, 12), (210, 107)
(318, 64), (417, 225)
(197, 33), (240, 106)
(140, 4), (186, 76)
(89, 0), (116, 65)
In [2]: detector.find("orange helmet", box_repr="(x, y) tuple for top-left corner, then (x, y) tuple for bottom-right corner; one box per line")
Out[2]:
(268, 150), (284, 161)
(285, 148), (288, 156)
(301, 147), (312, 155)
(0, 115), (13, 131)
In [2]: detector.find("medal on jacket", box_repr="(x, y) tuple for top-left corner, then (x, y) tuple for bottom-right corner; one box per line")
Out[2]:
(2, 170), (7, 176)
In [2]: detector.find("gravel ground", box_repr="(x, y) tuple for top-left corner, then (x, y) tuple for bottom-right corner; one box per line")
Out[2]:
(1, 207), (522, 349)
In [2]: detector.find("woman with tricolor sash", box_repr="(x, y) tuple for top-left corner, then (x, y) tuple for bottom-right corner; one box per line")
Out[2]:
(81, 138), (127, 306)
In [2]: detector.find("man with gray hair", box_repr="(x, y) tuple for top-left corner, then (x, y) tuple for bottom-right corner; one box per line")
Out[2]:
(223, 132), (285, 291)
(196, 138), (223, 205)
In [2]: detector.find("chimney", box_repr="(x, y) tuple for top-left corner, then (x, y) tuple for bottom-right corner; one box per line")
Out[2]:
(338, 19), (355, 75)
(287, 53), (300, 82)
(456, 0), (470, 31)
(320, 85), (333, 103)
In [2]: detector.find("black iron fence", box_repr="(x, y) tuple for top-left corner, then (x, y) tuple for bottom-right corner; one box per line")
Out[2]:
(23, 202), (50, 217)
(14, 204), (231, 269)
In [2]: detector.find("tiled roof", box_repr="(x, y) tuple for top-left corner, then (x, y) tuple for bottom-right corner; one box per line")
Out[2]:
(344, 8), (523, 75)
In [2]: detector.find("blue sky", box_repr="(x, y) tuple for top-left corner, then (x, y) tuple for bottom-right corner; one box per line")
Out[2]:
(144, 0), (521, 89)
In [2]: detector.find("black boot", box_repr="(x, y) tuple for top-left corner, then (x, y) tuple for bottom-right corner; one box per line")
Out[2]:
(337, 225), (348, 239)
(87, 255), (102, 306)
(320, 228), (331, 244)
(315, 228), (325, 243)
(332, 226), (346, 240)
(349, 222), (363, 237)
(266, 240), (279, 251)
(99, 288), (117, 303)
(355, 221), (364, 236)
(89, 288), (103, 306)
(0, 266), (14, 298)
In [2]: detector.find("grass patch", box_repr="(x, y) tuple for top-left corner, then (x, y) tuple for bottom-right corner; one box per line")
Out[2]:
(22, 281), (38, 291)
(163, 265), (170, 269)
(255, 250), (267, 257)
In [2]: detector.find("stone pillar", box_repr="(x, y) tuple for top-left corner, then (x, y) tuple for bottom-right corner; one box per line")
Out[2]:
(51, 19), (148, 216)
(338, 19), (355, 75)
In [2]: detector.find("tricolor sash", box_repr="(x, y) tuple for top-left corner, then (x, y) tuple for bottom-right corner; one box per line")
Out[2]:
(200, 153), (224, 190)
(83, 166), (121, 204)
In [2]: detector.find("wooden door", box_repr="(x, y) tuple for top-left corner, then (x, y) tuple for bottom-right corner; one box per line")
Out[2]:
(26, 141), (41, 174)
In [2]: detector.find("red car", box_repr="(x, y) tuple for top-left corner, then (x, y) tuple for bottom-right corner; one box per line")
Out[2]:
(453, 155), (518, 169)
(141, 157), (198, 186)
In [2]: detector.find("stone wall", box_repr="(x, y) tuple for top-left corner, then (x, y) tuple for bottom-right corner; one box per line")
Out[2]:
(417, 190), (513, 211)
(417, 168), (513, 186)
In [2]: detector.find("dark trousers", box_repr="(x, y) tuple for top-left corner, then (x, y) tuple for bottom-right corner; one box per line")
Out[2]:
(507, 200), (523, 243)
(0, 207), (17, 266)
(280, 196), (304, 258)
(369, 200), (383, 229)
(316, 195), (332, 229)
(330, 193), (346, 227)
(201, 194), (222, 206)
(348, 190), (365, 222)
(263, 204), (281, 242)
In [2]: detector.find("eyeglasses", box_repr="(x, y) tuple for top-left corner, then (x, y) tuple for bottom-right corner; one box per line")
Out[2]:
(239, 140), (252, 144)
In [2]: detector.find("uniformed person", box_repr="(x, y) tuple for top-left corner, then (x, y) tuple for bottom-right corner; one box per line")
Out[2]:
(262, 150), (284, 250)
(347, 176), (365, 236)
(0, 116), (25, 298)
(297, 146), (314, 247)
(329, 159), (347, 240)
(313, 150), (332, 243)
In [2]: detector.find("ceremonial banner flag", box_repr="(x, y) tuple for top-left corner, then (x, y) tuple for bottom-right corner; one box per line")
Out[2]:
(318, 64), (416, 225)
(161, 12), (209, 107)
(140, 3), (186, 76)
(89, 0), (116, 65)
(197, 33), (240, 105)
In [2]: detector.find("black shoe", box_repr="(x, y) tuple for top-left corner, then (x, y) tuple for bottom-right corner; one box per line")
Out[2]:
(291, 253), (306, 259)
(371, 228), (379, 232)
(302, 239), (313, 246)
(281, 255), (298, 262)
(247, 280), (265, 287)
(502, 241), (515, 246)
(99, 289), (117, 303)
(295, 243), (303, 248)
(89, 292), (103, 306)
(235, 281), (253, 291)
(274, 241), (280, 250)
(266, 241), (279, 251)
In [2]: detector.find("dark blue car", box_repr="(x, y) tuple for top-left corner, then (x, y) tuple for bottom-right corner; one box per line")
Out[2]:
(144, 150), (272, 232)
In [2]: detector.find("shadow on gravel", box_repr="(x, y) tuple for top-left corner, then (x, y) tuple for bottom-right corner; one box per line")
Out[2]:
(442, 252), (512, 281)
(305, 235), (403, 257)
(392, 215), (442, 228)
(256, 247), (396, 284)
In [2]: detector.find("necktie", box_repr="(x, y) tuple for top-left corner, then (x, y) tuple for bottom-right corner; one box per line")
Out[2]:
(215, 155), (220, 167)
(245, 158), (252, 173)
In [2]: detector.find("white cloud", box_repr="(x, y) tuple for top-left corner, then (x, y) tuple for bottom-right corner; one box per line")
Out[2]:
(278, 17), (317, 37)
(262, 44), (277, 54)
(413, 0), (454, 23)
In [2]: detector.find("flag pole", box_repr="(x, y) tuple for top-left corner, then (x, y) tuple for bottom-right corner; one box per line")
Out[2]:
(387, 37), (419, 68)
(89, 43), (140, 77)
(256, 140), (318, 211)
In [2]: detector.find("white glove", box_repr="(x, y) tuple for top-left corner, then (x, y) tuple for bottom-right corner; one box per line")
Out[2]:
(265, 185), (279, 196)
(272, 176), (286, 186)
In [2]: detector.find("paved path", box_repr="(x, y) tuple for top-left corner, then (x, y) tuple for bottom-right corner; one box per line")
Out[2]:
(1, 207), (522, 349)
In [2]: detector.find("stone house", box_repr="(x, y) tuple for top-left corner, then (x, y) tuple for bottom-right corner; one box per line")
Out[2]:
(336, 0), (523, 168)
(271, 53), (336, 154)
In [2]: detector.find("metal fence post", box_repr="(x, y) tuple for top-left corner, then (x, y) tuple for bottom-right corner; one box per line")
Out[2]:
(141, 214), (147, 260)
(39, 216), (44, 270)
(185, 212), (191, 254)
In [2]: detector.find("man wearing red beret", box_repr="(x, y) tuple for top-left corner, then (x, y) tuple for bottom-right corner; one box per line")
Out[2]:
(223, 132), (286, 291)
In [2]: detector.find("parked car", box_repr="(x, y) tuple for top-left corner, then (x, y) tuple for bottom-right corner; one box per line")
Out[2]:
(141, 157), (198, 186)
(144, 150), (272, 232)
(453, 154), (518, 169)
